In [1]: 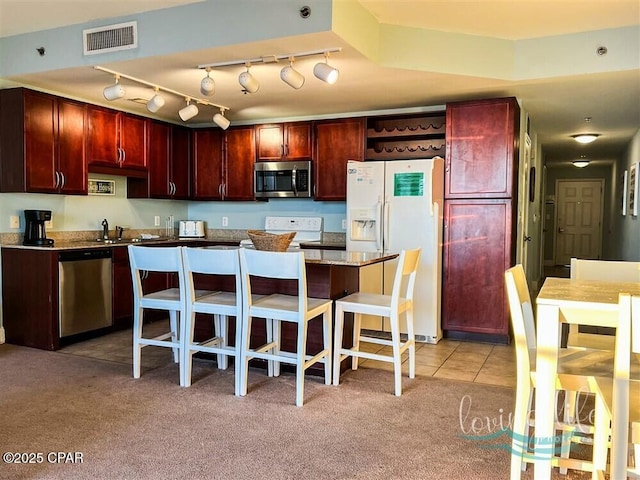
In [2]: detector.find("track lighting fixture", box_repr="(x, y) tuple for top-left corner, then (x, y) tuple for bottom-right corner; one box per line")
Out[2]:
(213, 110), (230, 130)
(200, 68), (215, 96)
(313, 52), (339, 84)
(238, 63), (260, 93)
(178, 99), (199, 121)
(280, 58), (305, 89)
(94, 66), (230, 127)
(103, 75), (125, 101)
(146, 88), (165, 113)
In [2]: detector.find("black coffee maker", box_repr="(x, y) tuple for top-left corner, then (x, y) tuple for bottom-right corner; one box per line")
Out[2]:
(23, 210), (54, 246)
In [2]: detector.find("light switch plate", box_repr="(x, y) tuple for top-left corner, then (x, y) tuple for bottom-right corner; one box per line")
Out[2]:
(10, 215), (20, 229)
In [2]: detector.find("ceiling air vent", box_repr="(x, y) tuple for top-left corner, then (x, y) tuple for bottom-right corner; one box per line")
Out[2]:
(83, 21), (138, 55)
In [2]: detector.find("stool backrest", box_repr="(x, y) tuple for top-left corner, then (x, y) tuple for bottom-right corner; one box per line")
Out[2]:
(390, 248), (422, 308)
(570, 258), (640, 282)
(181, 247), (241, 304)
(239, 248), (307, 311)
(505, 265), (535, 377)
(127, 245), (185, 303)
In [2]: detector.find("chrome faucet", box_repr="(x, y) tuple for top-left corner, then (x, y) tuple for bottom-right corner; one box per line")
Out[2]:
(101, 219), (109, 240)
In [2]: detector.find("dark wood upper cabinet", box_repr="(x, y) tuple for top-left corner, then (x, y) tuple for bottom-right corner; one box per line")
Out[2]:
(86, 105), (147, 172)
(0, 88), (87, 194)
(256, 122), (311, 161)
(224, 126), (255, 201)
(170, 126), (191, 199)
(445, 97), (519, 199)
(147, 121), (171, 198)
(313, 118), (365, 201)
(191, 128), (224, 200)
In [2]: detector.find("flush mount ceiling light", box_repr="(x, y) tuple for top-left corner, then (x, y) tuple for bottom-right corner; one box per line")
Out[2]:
(213, 109), (230, 130)
(94, 66), (229, 126)
(573, 156), (590, 168)
(178, 99), (199, 121)
(572, 134), (600, 144)
(200, 68), (215, 96)
(103, 75), (126, 100)
(280, 57), (305, 89)
(313, 52), (339, 84)
(238, 63), (260, 93)
(146, 88), (165, 113)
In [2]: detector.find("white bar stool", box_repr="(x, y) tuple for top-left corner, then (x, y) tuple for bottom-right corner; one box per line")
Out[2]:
(181, 246), (245, 394)
(238, 248), (333, 407)
(332, 248), (421, 396)
(128, 245), (186, 385)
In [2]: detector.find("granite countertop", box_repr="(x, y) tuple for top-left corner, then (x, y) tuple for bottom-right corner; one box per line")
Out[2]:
(301, 249), (396, 266)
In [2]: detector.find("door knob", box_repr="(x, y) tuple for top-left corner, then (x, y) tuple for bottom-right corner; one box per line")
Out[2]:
(558, 227), (565, 233)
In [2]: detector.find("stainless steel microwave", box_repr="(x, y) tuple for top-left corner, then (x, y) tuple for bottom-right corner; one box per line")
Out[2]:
(254, 160), (312, 198)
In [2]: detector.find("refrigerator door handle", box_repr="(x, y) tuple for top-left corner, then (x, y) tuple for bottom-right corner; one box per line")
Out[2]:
(383, 197), (390, 252)
(375, 199), (383, 251)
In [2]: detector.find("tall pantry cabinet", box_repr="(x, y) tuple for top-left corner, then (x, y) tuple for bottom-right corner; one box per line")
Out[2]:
(441, 97), (520, 342)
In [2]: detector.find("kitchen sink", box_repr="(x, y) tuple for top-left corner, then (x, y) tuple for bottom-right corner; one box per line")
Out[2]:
(94, 237), (166, 244)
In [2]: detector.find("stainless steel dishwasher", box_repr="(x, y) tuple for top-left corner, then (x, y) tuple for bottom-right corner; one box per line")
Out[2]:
(58, 249), (113, 337)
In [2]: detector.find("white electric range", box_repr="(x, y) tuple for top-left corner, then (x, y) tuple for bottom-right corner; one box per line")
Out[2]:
(240, 216), (323, 249)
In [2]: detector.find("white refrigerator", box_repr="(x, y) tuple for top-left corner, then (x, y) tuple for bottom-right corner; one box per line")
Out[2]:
(346, 158), (444, 343)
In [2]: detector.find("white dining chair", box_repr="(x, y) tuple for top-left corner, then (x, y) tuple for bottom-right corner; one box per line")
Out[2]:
(237, 248), (333, 407)
(128, 245), (186, 385)
(592, 294), (640, 479)
(332, 248), (421, 397)
(181, 247), (244, 393)
(567, 258), (640, 350)
(505, 264), (614, 478)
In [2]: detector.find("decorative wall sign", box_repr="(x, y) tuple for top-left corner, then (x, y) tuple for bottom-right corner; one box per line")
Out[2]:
(630, 162), (639, 216)
(88, 179), (115, 195)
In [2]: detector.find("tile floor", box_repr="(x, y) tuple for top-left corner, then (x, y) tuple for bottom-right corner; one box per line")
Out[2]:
(59, 321), (517, 388)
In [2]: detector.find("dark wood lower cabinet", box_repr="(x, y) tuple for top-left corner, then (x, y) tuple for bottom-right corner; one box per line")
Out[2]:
(1, 248), (59, 350)
(441, 199), (515, 343)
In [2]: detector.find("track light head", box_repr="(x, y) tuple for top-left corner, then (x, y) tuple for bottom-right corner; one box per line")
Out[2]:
(238, 64), (260, 93)
(313, 53), (339, 84)
(280, 58), (305, 89)
(213, 110), (230, 130)
(103, 76), (125, 101)
(200, 69), (215, 96)
(179, 99), (199, 121)
(146, 89), (165, 113)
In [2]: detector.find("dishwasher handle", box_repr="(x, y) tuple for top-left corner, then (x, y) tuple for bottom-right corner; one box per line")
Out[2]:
(58, 249), (112, 262)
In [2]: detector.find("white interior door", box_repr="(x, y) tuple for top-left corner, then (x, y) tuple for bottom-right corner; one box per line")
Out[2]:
(554, 179), (604, 265)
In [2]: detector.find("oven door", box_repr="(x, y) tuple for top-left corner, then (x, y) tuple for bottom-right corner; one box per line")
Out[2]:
(254, 160), (311, 198)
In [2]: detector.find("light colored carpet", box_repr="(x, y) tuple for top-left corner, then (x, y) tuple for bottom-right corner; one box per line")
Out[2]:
(0, 343), (592, 479)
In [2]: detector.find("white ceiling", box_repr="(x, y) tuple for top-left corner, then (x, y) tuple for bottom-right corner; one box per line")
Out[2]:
(1, 0), (638, 167)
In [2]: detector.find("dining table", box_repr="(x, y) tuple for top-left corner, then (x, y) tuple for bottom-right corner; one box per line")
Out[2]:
(533, 276), (640, 480)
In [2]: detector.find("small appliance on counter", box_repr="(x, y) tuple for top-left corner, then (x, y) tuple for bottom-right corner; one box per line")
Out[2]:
(23, 209), (54, 246)
(178, 220), (205, 238)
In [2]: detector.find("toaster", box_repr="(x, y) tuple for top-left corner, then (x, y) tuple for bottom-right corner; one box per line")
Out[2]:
(178, 220), (205, 238)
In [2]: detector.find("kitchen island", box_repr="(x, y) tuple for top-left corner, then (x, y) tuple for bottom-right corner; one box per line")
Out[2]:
(1, 242), (395, 369)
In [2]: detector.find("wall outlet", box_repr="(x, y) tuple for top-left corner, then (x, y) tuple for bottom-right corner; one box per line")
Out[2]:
(45, 219), (53, 229)
(222, 216), (229, 227)
(341, 219), (347, 230)
(154, 215), (161, 226)
(10, 215), (20, 229)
